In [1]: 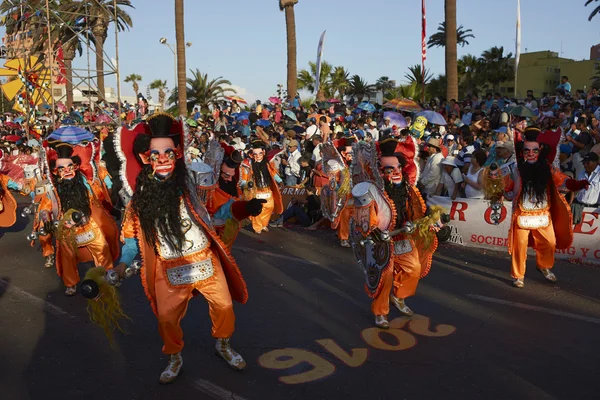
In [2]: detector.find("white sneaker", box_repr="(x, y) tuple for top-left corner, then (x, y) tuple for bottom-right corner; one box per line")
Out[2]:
(215, 338), (246, 370)
(340, 240), (351, 248)
(375, 315), (389, 329)
(390, 295), (414, 316)
(159, 352), (183, 384)
(513, 278), (525, 288)
(537, 268), (557, 283)
(64, 286), (76, 296)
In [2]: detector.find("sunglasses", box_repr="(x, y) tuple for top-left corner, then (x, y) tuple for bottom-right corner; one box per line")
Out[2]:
(523, 148), (539, 154)
(56, 163), (76, 172)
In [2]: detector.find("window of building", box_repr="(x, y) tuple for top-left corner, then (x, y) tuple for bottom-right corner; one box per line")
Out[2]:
(507, 87), (515, 93)
(52, 88), (62, 97)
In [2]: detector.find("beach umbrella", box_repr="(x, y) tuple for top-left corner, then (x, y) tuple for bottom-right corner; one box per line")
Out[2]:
(283, 110), (297, 121)
(232, 111), (250, 121)
(416, 110), (447, 125)
(96, 114), (112, 124)
(256, 119), (272, 127)
(186, 118), (198, 127)
(357, 102), (376, 113)
(47, 126), (95, 144)
(13, 116), (24, 123)
(383, 111), (408, 128)
(508, 105), (535, 118)
(4, 134), (23, 142)
(225, 95), (247, 104)
(27, 139), (40, 147)
(328, 98), (341, 103)
(384, 98), (423, 113)
(268, 97), (281, 104)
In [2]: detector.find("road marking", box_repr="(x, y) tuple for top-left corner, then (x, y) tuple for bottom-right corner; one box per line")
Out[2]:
(467, 294), (600, 325)
(0, 278), (69, 317)
(193, 379), (249, 400)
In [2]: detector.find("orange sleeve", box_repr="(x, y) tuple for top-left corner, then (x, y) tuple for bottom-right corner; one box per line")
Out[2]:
(120, 206), (137, 242)
(551, 167), (568, 188)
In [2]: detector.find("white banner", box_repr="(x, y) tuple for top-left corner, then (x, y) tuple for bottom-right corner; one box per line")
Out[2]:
(315, 30), (326, 96)
(428, 196), (600, 264)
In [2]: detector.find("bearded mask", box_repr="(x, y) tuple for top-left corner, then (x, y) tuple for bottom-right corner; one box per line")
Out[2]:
(380, 156), (403, 185)
(251, 149), (265, 163)
(523, 142), (540, 164)
(139, 138), (182, 180)
(54, 158), (79, 180)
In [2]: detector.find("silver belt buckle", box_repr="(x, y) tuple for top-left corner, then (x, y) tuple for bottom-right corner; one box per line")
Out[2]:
(76, 230), (96, 245)
(166, 259), (214, 286)
(256, 191), (271, 200)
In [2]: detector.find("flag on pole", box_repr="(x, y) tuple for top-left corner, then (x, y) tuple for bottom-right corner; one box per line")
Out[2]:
(315, 30), (327, 96)
(516, 0), (521, 68)
(421, 0), (427, 102)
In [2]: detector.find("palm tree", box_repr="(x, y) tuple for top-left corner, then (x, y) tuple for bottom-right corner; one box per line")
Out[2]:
(81, 0), (133, 101)
(175, 0), (187, 116)
(427, 22), (475, 48)
(346, 75), (376, 103)
(279, 0), (299, 100)
(167, 69), (236, 113)
(376, 76), (395, 99)
(124, 74), (142, 95)
(457, 54), (482, 95)
(149, 79), (168, 110)
(330, 66), (350, 100)
(297, 61), (333, 99)
(586, 0), (600, 20)
(427, 74), (447, 99)
(445, 0), (459, 100)
(405, 65), (433, 100)
(479, 46), (514, 92)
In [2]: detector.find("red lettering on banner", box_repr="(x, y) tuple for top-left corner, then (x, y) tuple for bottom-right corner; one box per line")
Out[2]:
(581, 248), (590, 258)
(450, 201), (468, 221)
(483, 205), (507, 225)
(470, 235), (508, 247)
(573, 212), (598, 235)
(595, 249), (600, 259)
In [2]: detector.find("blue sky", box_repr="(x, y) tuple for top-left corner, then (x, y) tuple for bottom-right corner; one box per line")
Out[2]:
(4, 0), (600, 103)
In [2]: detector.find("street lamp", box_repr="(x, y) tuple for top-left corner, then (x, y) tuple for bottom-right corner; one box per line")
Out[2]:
(159, 38), (192, 92)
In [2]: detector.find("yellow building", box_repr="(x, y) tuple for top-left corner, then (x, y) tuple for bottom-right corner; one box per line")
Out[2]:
(499, 49), (600, 99)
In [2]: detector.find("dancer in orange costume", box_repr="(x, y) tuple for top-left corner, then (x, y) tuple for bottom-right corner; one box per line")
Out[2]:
(114, 114), (265, 384)
(336, 137), (355, 247)
(350, 139), (444, 328)
(37, 143), (120, 295)
(239, 141), (283, 234)
(508, 128), (589, 288)
(0, 172), (19, 228)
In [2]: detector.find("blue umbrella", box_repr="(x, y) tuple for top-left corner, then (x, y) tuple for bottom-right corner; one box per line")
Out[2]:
(283, 110), (297, 121)
(27, 139), (40, 147)
(14, 116), (24, 123)
(61, 118), (75, 125)
(357, 102), (376, 113)
(47, 126), (95, 144)
(416, 110), (447, 125)
(383, 111), (408, 128)
(232, 111), (250, 121)
(256, 119), (272, 127)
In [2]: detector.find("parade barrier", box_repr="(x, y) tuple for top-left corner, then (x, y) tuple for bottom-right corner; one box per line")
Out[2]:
(427, 196), (600, 264)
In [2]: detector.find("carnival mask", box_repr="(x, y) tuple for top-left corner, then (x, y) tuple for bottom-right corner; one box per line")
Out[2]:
(54, 158), (78, 180)
(410, 116), (428, 139)
(341, 146), (353, 162)
(380, 156), (403, 185)
(139, 137), (182, 179)
(523, 142), (540, 164)
(251, 149), (265, 163)
(220, 164), (235, 182)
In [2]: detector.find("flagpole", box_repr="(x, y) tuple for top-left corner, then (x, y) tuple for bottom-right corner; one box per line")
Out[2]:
(421, 0), (426, 103)
(515, 0), (521, 99)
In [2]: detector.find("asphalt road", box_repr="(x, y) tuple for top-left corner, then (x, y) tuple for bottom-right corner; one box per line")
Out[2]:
(1, 197), (600, 400)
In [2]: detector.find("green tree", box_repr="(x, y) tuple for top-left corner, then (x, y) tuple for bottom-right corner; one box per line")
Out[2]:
(586, 0), (600, 20)
(457, 54), (482, 95)
(124, 74), (142, 95)
(427, 22), (475, 48)
(330, 66), (350, 100)
(405, 65), (432, 100)
(376, 76), (395, 99)
(297, 61), (333, 99)
(479, 46), (514, 92)
(149, 79), (168, 110)
(279, 0), (299, 99)
(427, 74), (447, 99)
(346, 75), (376, 103)
(168, 69), (236, 113)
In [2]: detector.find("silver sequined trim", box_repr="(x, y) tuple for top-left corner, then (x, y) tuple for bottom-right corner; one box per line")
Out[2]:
(394, 239), (413, 255)
(166, 259), (214, 286)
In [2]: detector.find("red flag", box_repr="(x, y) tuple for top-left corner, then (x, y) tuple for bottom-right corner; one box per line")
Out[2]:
(55, 44), (66, 84)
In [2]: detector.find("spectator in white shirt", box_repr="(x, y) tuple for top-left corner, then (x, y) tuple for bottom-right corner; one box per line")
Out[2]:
(575, 152), (600, 206)
(420, 138), (444, 195)
(305, 118), (320, 139)
(436, 156), (464, 199)
(367, 120), (379, 141)
(282, 140), (302, 186)
(311, 135), (323, 163)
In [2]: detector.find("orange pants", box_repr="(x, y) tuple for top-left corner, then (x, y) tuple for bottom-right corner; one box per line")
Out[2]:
(337, 206), (353, 240)
(57, 226), (114, 287)
(155, 254), (235, 354)
(250, 191), (274, 233)
(511, 219), (556, 280)
(39, 234), (54, 257)
(371, 243), (421, 316)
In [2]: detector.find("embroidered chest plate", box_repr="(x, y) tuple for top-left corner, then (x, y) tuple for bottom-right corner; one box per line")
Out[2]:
(75, 229), (96, 246)
(394, 239), (413, 255)
(520, 191), (549, 211)
(157, 201), (210, 260)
